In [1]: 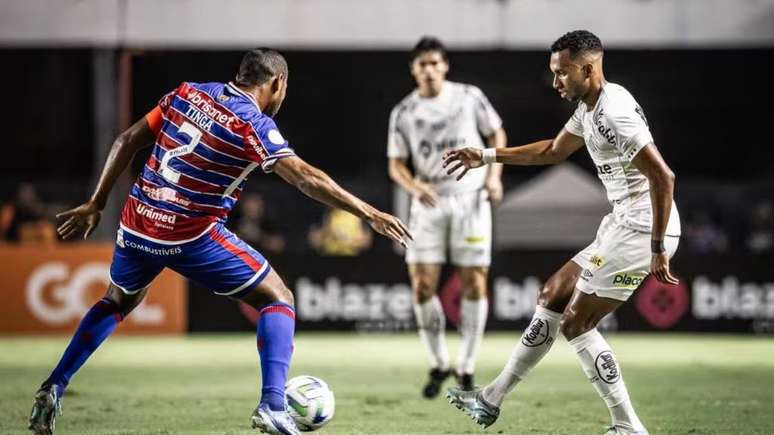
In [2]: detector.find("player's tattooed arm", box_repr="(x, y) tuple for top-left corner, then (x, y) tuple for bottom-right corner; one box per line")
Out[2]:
(56, 118), (156, 240)
(632, 143), (678, 285)
(443, 128), (584, 180)
(274, 156), (413, 247)
(388, 158), (438, 207)
(484, 127), (507, 204)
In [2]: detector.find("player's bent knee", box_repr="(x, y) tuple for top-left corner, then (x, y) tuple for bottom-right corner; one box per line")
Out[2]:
(105, 284), (147, 317)
(559, 314), (593, 340)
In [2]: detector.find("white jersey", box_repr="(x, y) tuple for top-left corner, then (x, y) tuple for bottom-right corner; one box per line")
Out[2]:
(387, 81), (502, 195)
(564, 82), (681, 236)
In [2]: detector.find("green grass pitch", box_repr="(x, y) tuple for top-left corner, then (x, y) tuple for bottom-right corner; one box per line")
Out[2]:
(1, 333), (772, 434)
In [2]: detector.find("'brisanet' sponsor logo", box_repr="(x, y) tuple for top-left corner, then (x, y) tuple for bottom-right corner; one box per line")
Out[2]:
(186, 90), (235, 127)
(613, 273), (645, 289)
(136, 204), (177, 228)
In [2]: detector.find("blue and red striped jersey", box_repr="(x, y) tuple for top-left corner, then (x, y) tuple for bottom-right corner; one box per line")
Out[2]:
(120, 81), (295, 243)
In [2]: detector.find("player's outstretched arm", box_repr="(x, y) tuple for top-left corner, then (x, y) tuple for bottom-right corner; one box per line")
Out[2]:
(56, 118), (157, 240)
(443, 128), (584, 180)
(632, 143), (679, 285)
(273, 156), (413, 247)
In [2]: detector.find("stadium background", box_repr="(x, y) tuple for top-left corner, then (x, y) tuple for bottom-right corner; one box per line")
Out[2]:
(1, 1), (773, 434)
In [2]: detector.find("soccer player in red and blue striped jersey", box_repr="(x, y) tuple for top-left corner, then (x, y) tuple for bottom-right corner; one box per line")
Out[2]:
(29, 48), (411, 435)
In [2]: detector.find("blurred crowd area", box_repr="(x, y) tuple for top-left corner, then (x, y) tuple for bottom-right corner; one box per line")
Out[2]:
(2, 179), (773, 257)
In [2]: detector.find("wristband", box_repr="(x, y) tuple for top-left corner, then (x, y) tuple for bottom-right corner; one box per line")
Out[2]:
(482, 148), (497, 164)
(651, 240), (665, 254)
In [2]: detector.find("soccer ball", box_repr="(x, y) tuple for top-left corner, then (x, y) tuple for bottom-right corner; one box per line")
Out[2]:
(285, 375), (335, 431)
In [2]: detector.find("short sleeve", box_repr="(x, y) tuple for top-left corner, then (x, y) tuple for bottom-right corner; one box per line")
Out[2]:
(564, 104), (585, 137)
(469, 86), (502, 137)
(244, 117), (296, 173)
(144, 106), (163, 135)
(605, 103), (654, 161)
(387, 105), (410, 159)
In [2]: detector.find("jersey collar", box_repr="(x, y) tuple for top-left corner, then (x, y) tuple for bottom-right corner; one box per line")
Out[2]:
(226, 82), (262, 113)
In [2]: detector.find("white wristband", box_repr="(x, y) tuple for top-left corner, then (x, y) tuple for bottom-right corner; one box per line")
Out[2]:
(482, 148), (497, 164)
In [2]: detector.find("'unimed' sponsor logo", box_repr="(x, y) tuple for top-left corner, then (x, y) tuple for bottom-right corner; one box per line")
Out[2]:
(136, 204), (177, 226)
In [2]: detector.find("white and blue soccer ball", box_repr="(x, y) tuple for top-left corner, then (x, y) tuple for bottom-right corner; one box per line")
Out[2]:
(285, 375), (335, 431)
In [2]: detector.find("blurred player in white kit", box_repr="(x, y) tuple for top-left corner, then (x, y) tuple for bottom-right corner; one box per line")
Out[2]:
(387, 36), (507, 397)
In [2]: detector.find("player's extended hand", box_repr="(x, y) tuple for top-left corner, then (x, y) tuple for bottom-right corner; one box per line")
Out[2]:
(367, 211), (413, 248)
(442, 147), (485, 180)
(414, 182), (439, 208)
(485, 178), (504, 205)
(650, 252), (678, 285)
(56, 201), (102, 240)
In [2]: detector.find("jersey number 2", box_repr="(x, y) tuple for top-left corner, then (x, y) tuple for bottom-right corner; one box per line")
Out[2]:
(159, 121), (201, 183)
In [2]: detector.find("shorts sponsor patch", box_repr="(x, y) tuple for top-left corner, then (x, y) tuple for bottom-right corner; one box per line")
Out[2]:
(590, 254), (605, 268)
(612, 273), (646, 289)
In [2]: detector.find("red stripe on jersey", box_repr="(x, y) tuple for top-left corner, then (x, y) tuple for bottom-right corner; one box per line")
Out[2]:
(120, 196), (218, 242)
(156, 133), (245, 178)
(208, 226), (263, 272)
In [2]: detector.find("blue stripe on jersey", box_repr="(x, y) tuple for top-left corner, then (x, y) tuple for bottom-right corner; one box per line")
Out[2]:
(151, 146), (237, 187)
(169, 98), (245, 150)
(140, 168), (236, 209)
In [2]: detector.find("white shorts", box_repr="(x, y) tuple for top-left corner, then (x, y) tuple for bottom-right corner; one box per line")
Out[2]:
(572, 214), (680, 301)
(405, 190), (491, 267)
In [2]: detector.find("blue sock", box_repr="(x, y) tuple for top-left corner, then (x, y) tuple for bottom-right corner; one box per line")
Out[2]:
(42, 297), (124, 394)
(257, 302), (296, 411)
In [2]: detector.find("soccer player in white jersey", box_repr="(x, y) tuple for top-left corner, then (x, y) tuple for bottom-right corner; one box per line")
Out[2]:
(387, 37), (507, 397)
(443, 30), (680, 435)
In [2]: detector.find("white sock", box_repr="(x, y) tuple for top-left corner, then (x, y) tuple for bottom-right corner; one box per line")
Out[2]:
(482, 306), (561, 406)
(413, 296), (450, 370)
(568, 329), (646, 432)
(457, 298), (489, 375)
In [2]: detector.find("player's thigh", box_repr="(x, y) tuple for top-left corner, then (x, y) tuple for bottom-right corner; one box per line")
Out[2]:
(408, 263), (443, 303)
(110, 228), (165, 310)
(449, 190), (491, 269)
(458, 265), (488, 300)
(561, 289), (624, 340)
(537, 260), (582, 313)
(170, 224), (275, 300)
(405, 197), (448, 266)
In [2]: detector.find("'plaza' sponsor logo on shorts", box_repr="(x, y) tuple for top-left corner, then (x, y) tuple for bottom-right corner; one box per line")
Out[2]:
(580, 269), (594, 282)
(141, 185), (191, 207)
(136, 204), (176, 229)
(522, 318), (551, 347)
(186, 90), (235, 127)
(594, 351), (620, 384)
(613, 273), (646, 289)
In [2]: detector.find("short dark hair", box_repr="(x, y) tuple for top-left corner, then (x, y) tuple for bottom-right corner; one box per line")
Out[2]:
(236, 48), (288, 86)
(411, 36), (448, 62)
(550, 30), (603, 58)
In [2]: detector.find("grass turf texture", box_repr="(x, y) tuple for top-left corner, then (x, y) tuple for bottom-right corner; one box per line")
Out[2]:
(1, 333), (772, 434)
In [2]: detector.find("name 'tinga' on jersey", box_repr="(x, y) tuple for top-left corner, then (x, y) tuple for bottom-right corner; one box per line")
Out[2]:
(120, 81), (295, 243)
